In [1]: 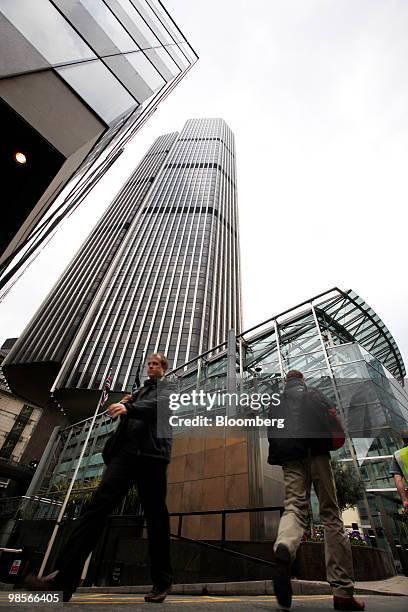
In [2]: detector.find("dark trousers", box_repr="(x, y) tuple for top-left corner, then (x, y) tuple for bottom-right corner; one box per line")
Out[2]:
(54, 451), (172, 593)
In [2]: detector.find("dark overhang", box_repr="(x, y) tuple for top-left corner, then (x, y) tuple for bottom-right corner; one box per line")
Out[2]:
(0, 99), (65, 256)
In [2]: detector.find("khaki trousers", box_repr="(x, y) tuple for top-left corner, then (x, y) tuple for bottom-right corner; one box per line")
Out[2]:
(274, 453), (354, 597)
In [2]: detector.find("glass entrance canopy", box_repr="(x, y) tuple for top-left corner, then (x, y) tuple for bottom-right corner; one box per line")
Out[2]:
(172, 287), (406, 413)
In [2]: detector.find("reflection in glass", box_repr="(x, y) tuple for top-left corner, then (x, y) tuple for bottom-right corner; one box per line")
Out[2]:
(245, 332), (277, 366)
(104, 55), (152, 102)
(126, 50), (166, 92)
(1, 0), (95, 66)
(144, 46), (181, 81)
(136, 0), (175, 47)
(112, 0), (160, 48)
(80, 0), (138, 52)
(56, 60), (137, 124)
(55, 0), (139, 56)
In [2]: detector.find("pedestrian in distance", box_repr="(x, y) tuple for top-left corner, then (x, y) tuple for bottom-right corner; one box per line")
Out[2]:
(389, 434), (408, 513)
(267, 370), (365, 611)
(24, 353), (174, 603)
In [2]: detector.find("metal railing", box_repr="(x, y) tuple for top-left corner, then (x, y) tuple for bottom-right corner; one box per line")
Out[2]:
(168, 505), (284, 568)
(0, 495), (63, 522)
(171, 505), (282, 547)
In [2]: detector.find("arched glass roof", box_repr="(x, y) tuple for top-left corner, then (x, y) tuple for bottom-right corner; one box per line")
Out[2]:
(313, 288), (405, 381)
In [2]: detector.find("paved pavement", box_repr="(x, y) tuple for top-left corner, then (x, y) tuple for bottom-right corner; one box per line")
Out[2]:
(2, 576), (408, 611)
(76, 575), (408, 597)
(355, 575), (408, 596)
(2, 593), (407, 611)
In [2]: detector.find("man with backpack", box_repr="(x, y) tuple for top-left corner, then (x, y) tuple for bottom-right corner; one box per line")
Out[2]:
(268, 370), (364, 611)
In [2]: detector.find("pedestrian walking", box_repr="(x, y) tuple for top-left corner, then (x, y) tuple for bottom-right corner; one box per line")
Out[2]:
(268, 370), (364, 611)
(389, 435), (408, 512)
(25, 353), (174, 603)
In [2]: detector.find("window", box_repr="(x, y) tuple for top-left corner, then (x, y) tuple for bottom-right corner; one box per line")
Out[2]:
(111, 0), (161, 48)
(56, 59), (137, 124)
(125, 50), (166, 92)
(0, 404), (34, 460)
(2, 0), (95, 66)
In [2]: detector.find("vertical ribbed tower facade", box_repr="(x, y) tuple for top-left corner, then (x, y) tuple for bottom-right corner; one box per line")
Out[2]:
(4, 119), (242, 416)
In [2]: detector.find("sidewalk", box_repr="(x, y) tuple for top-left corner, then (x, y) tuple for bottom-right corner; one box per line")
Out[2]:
(355, 576), (408, 596)
(78, 575), (408, 597)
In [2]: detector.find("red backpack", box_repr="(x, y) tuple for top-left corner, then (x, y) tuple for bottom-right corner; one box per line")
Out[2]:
(306, 389), (345, 451)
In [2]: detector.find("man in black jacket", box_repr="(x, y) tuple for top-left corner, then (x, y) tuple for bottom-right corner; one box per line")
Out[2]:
(268, 370), (364, 612)
(25, 353), (173, 603)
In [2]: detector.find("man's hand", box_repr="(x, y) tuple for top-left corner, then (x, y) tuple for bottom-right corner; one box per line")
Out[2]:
(120, 394), (133, 403)
(108, 403), (128, 419)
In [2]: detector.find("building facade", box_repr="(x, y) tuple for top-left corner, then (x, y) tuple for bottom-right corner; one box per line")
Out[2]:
(3, 118), (242, 423)
(7, 287), (407, 579)
(0, 339), (42, 496)
(0, 0), (197, 297)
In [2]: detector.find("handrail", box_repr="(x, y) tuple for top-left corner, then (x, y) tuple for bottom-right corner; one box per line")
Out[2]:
(169, 505), (283, 516)
(103, 506), (283, 570)
(169, 506), (283, 549)
(168, 533), (276, 568)
(116, 505), (284, 554)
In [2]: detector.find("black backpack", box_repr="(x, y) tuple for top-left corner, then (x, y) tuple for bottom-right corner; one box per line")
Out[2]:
(267, 386), (345, 466)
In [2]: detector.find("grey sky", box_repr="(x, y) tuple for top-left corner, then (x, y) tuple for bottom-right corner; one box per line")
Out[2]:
(1, 0), (407, 368)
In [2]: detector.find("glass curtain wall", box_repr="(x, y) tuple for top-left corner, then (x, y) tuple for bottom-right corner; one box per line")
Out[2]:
(0, 0), (198, 296)
(29, 288), (408, 568)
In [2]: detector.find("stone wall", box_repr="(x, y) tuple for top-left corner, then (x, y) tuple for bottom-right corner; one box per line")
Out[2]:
(167, 431), (251, 540)
(294, 542), (396, 581)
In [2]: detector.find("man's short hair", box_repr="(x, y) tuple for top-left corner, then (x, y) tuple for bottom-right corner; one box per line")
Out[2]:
(286, 370), (304, 381)
(148, 353), (169, 372)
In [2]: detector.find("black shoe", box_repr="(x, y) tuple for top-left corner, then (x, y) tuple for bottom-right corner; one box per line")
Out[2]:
(273, 544), (292, 610)
(144, 584), (172, 603)
(23, 571), (73, 602)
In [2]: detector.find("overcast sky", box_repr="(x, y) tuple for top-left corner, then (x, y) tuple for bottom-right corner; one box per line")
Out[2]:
(1, 0), (407, 369)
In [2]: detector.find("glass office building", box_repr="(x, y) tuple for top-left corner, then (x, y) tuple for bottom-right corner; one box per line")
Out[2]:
(23, 287), (407, 571)
(3, 118), (242, 422)
(0, 0), (197, 297)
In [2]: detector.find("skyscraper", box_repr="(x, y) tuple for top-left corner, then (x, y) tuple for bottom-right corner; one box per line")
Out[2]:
(4, 119), (242, 421)
(0, 0), (197, 297)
